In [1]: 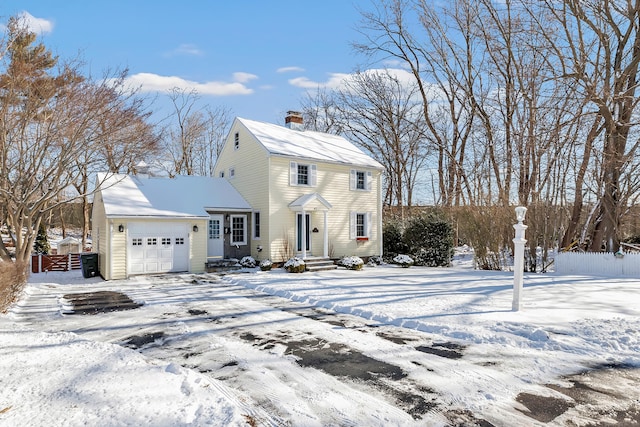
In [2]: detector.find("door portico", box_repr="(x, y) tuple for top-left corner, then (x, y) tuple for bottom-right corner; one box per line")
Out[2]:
(289, 193), (332, 259)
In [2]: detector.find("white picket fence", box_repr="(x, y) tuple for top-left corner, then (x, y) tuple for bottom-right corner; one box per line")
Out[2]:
(555, 252), (640, 276)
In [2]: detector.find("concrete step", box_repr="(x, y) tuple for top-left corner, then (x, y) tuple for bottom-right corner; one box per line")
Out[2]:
(206, 258), (242, 273)
(304, 258), (337, 272)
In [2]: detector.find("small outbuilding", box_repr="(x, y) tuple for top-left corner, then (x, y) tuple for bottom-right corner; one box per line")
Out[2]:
(57, 236), (81, 255)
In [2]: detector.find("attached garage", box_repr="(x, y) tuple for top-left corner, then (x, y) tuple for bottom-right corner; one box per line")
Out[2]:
(127, 222), (190, 275)
(92, 173), (251, 280)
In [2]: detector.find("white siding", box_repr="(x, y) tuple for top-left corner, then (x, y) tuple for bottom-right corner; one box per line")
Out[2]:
(214, 118), (383, 263)
(268, 157), (382, 260)
(214, 120), (270, 259)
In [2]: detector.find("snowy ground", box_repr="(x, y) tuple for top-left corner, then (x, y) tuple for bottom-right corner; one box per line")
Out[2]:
(1, 260), (640, 426)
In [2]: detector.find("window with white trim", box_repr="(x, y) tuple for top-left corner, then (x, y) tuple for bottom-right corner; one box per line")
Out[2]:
(290, 161), (317, 186)
(147, 237), (157, 245)
(161, 237), (171, 245)
(253, 211), (260, 239)
(350, 169), (372, 191)
(231, 215), (246, 245)
(175, 237), (185, 245)
(350, 211), (372, 239)
(132, 238), (142, 246)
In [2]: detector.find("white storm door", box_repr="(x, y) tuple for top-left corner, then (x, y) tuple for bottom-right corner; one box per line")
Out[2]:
(207, 215), (224, 258)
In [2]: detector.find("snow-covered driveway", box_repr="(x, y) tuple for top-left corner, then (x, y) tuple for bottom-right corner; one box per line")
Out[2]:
(2, 266), (640, 426)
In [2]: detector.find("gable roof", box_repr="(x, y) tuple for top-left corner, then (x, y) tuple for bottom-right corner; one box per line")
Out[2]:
(236, 117), (384, 169)
(96, 173), (251, 218)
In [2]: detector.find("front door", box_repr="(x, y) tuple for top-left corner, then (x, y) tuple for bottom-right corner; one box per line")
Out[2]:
(296, 213), (311, 253)
(207, 214), (224, 258)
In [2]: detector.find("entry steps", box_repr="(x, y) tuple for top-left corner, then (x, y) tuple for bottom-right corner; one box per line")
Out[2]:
(304, 257), (337, 272)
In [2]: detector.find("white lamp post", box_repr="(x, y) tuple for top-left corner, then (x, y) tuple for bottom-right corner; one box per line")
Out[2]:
(512, 206), (528, 311)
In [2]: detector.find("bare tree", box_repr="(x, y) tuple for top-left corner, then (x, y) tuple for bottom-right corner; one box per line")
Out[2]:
(300, 87), (346, 135)
(338, 69), (429, 210)
(161, 87), (231, 177)
(536, 0), (640, 251)
(71, 70), (160, 249)
(0, 16), (155, 265)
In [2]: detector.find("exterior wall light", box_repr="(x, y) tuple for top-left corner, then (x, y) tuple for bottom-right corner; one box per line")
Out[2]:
(193, 225), (198, 232)
(118, 224), (124, 233)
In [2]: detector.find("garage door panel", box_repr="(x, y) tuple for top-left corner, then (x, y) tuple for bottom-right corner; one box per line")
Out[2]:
(127, 222), (190, 276)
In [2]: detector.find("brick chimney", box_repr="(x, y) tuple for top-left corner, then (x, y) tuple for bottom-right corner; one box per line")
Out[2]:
(285, 111), (304, 131)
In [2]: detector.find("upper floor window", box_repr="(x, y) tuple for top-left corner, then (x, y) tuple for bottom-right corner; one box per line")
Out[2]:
(219, 171), (225, 178)
(290, 161), (317, 187)
(234, 132), (240, 150)
(350, 169), (372, 191)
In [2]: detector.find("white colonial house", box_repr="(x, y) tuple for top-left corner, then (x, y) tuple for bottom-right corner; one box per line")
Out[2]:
(213, 111), (384, 265)
(91, 112), (384, 279)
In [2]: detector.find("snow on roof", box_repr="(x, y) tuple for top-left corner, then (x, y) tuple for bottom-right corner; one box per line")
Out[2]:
(97, 174), (251, 218)
(237, 117), (384, 169)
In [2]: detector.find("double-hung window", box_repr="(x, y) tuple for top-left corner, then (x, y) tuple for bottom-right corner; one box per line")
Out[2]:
(290, 161), (317, 186)
(350, 212), (372, 240)
(231, 215), (246, 245)
(350, 169), (372, 191)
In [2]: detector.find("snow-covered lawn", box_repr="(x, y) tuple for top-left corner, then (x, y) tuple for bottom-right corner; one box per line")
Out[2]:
(1, 264), (639, 426)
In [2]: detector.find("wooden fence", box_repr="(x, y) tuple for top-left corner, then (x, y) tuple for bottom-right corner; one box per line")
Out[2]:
(31, 253), (82, 273)
(555, 252), (640, 277)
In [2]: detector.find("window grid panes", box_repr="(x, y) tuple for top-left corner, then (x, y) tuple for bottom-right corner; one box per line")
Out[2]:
(209, 219), (220, 239)
(132, 238), (142, 246)
(297, 164), (308, 185)
(147, 238), (157, 245)
(175, 237), (184, 245)
(356, 214), (366, 237)
(356, 171), (366, 190)
(232, 216), (245, 244)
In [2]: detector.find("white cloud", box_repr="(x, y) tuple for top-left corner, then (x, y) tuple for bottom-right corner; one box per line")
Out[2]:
(232, 72), (258, 84)
(124, 73), (254, 96)
(13, 11), (54, 35)
(163, 44), (204, 57)
(289, 72), (351, 89)
(277, 66), (305, 73)
(289, 69), (417, 91)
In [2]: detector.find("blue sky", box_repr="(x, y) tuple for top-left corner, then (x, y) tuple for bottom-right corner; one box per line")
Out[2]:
(1, 1), (374, 125)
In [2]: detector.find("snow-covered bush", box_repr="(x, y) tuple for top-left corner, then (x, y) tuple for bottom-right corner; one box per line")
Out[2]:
(393, 254), (414, 268)
(284, 257), (305, 273)
(339, 256), (364, 270)
(367, 255), (383, 267)
(259, 259), (273, 271)
(239, 256), (256, 268)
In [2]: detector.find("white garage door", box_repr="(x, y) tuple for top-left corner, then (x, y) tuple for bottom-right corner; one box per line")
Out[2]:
(127, 222), (189, 275)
